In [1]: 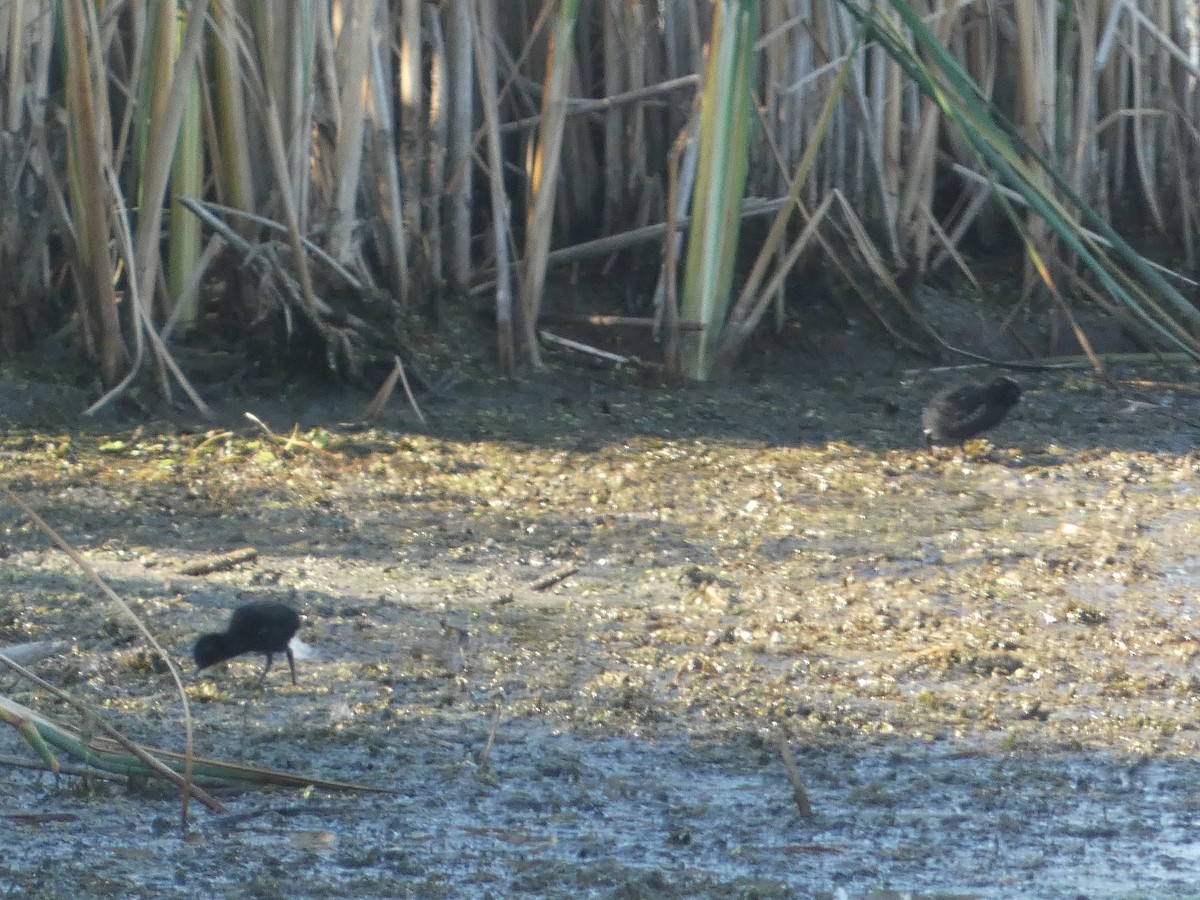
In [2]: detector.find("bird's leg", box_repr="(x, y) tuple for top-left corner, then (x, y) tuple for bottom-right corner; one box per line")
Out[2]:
(286, 647), (297, 686)
(259, 653), (274, 684)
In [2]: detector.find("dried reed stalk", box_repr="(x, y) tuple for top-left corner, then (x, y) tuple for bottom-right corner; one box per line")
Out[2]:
(474, 0), (518, 373)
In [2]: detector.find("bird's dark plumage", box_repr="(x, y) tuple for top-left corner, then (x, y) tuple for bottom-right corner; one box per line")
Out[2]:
(193, 601), (302, 685)
(922, 376), (1022, 449)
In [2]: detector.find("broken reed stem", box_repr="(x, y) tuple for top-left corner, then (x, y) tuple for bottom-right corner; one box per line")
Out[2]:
(364, 356), (404, 419)
(539, 329), (631, 365)
(777, 734), (815, 818)
(0, 487), (201, 824)
(479, 705), (502, 776)
(176, 196), (365, 291)
(364, 355), (426, 424)
(0, 653), (224, 813)
(395, 354), (427, 424)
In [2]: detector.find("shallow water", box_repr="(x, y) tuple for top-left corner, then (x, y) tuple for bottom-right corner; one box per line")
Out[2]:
(3, 725), (1199, 898)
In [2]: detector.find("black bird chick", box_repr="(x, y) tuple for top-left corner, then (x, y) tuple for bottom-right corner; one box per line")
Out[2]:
(194, 601), (303, 685)
(922, 376), (1022, 450)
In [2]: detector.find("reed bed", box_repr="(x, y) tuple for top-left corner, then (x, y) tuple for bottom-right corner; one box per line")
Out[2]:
(0, 0), (1197, 399)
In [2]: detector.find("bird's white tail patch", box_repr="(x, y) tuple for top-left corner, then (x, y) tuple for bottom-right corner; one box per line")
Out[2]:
(289, 636), (316, 660)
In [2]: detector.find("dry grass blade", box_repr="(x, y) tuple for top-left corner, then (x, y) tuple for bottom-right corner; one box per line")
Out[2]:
(459, 196), (789, 290)
(210, 0), (255, 216)
(600, 0), (625, 232)
(131, 0), (208, 370)
(0, 754), (126, 782)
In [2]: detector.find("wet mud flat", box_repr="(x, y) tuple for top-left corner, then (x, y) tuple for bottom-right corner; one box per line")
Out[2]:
(4, 730), (1200, 899)
(1, 360), (1200, 897)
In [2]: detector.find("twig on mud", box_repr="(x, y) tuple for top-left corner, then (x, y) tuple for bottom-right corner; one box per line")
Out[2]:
(777, 735), (815, 819)
(528, 563), (579, 591)
(180, 547), (258, 577)
(539, 329), (632, 366)
(478, 706), (502, 783)
(0, 487), (201, 825)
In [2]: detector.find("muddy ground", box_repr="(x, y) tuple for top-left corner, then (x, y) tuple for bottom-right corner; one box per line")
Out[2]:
(1, 343), (1200, 898)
